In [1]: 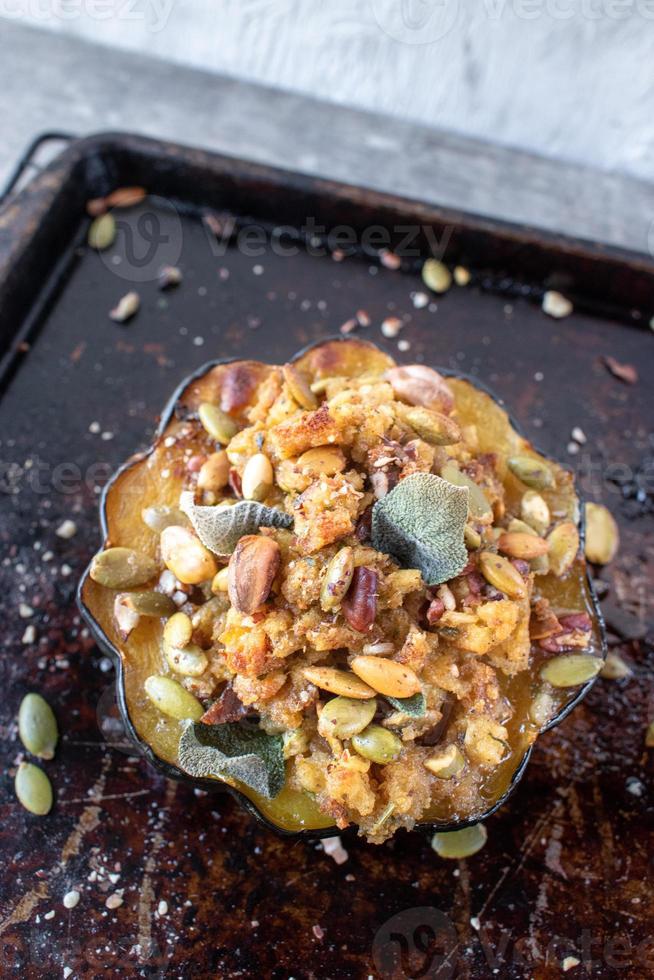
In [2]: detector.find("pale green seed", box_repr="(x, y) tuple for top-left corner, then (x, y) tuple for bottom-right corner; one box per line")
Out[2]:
(90, 548), (159, 589)
(424, 744), (466, 779)
(144, 675), (203, 720)
(478, 551), (526, 599)
(198, 403), (238, 444)
(318, 697), (377, 740)
(122, 591), (176, 617)
(464, 525), (482, 550)
(403, 407), (461, 446)
(540, 654), (602, 688)
(507, 455), (555, 490)
(520, 490), (551, 535)
(88, 212), (116, 250)
(422, 258), (452, 294)
(283, 363), (318, 410)
(320, 547), (355, 611)
(15, 762), (53, 816)
(18, 693), (58, 760)
(431, 823), (487, 859)
(441, 461), (492, 521)
(547, 521), (580, 577)
(352, 724), (402, 764)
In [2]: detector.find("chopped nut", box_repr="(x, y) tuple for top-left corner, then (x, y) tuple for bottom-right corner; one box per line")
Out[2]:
(542, 290), (573, 318)
(55, 519), (77, 539)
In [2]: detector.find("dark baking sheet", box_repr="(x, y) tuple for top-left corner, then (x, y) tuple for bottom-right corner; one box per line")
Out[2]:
(0, 133), (652, 979)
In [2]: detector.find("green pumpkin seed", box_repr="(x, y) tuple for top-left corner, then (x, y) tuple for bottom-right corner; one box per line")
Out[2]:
(198, 403), (238, 444)
(18, 693), (58, 760)
(478, 551), (526, 599)
(464, 524), (482, 550)
(520, 490), (551, 535)
(584, 502), (619, 565)
(547, 521), (580, 577)
(15, 762), (53, 816)
(441, 461), (492, 522)
(508, 518), (537, 536)
(422, 258), (452, 294)
(403, 407), (461, 446)
(352, 724), (402, 764)
(540, 654), (601, 688)
(164, 644), (208, 677)
(507, 455), (555, 490)
(88, 212), (116, 250)
(431, 823), (487, 859)
(424, 744), (465, 779)
(141, 505), (188, 533)
(122, 591), (176, 617)
(283, 363), (318, 410)
(144, 675), (203, 720)
(90, 547), (159, 589)
(320, 546), (355, 611)
(600, 651), (632, 680)
(318, 696), (377, 740)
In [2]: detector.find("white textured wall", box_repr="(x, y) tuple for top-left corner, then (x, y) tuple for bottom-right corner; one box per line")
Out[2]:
(2, 0), (652, 179)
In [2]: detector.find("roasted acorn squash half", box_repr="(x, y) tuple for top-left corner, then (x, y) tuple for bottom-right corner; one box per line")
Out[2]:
(78, 338), (606, 840)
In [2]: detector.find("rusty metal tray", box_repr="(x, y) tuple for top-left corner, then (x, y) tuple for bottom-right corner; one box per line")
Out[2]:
(0, 132), (652, 979)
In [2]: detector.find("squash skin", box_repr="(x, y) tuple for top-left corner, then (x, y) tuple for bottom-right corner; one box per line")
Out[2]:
(77, 336), (607, 839)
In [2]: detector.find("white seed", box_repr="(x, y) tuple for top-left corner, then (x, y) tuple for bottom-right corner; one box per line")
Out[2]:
(436, 584), (456, 611)
(361, 642), (394, 656)
(56, 519), (77, 539)
(542, 290), (573, 319)
(381, 317), (403, 338)
(453, 265), (471, 286)
(22, 625), (36, 644)
(571, 426), (586, 444)
(63, 890), (80, 910)
(109, 291), (140, 322)
(105, 893), (124, 910)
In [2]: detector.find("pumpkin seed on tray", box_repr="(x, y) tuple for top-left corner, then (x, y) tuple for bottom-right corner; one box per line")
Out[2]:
(78, 338), (605, 845)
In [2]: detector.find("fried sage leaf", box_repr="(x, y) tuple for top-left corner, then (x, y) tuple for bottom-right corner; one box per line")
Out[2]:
(178, 721), (285, 799)
(386, 692), (426, 717)
(371, 473), (468, 586)
(180, 491), (292, 556)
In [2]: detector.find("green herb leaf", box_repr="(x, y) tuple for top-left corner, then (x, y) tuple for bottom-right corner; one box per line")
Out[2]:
(178, 721), (285, 799)
(180, 491), (292, 556)
(386, 692), (426, 717)
(371, 473), (469, 586)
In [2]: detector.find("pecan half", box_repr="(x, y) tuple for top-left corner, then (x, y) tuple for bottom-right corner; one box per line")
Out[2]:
(200, 684), (248, 725)
(341, 566), (378, 632)
(227, 534), (280, 614)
